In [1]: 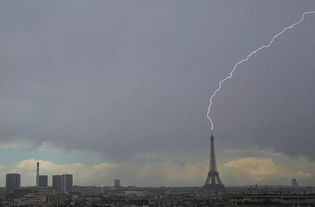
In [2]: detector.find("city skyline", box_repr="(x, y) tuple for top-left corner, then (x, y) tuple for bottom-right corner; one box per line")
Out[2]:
(0, 1), (315, 188)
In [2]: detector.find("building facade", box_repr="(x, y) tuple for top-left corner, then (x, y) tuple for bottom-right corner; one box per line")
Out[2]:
(114, 179), (121, 188)
(52, 175), (62, 192)
(39, 175), (48, 187)
(52, 174), (73, 193)
(6, 173), (21, 192)
(61, 174), (73, 193)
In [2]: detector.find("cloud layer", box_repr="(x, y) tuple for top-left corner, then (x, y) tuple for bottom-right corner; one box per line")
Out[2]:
(0, 1), (315, 186)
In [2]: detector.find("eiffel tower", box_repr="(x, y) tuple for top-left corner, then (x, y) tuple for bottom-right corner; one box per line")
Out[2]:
(203, 131), (225, 193)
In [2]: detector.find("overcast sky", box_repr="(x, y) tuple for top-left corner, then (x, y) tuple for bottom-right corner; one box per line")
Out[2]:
(0, 1), (315, 187)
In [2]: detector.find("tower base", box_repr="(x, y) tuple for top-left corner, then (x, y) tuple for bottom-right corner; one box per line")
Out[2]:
(203, 184), (225, 194)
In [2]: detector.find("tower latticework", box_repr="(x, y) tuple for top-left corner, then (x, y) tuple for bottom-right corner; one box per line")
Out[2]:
(203, 131), (225, 193)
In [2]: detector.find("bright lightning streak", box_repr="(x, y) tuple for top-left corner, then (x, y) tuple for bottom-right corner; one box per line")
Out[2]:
(207, 10), (315, 131)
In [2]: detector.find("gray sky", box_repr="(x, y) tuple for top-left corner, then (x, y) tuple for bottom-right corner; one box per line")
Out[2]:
(0, 1), (315, 186)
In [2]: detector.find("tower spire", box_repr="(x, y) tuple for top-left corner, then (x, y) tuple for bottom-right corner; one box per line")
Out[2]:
(204, 131), (225, 194)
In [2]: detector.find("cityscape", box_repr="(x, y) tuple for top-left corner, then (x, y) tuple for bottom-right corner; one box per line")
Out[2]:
(1, 133), (315, 206)
(1, 1), (315, 207)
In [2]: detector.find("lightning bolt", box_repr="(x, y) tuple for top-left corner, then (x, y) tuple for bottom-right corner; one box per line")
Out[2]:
(207, 10), (315, 131)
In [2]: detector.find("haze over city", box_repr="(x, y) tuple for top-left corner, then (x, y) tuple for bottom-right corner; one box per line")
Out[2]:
(1, 0), (315, 189)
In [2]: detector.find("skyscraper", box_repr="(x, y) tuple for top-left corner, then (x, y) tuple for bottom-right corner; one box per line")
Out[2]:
(292, 178), (299, 187)
(61, 174), (73, 193)
(203, 131), (225, 194)
(114, 179), (121, 188)
(52, 175), (62, 192)
(53, 174), (73, 193)
(39, 175), (48, 187)
(6, 173), (21, 192)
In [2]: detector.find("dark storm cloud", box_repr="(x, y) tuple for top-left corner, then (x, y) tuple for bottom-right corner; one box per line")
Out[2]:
(0, 1), (315, 160)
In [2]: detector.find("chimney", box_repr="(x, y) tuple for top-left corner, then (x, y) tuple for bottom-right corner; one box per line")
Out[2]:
(36, 162), (39, 187)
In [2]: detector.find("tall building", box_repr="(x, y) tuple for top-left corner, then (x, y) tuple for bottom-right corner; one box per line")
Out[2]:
(292, 178), (299, 187)
(203, 131), (225, 194)
(52, 175), (62, 192)
(53, 174), (73, 193)
(114, 179), (121, 188)
(61, 174), (73, 193)
(39, 175), (48, 187)
(6, 173), (21, 192)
